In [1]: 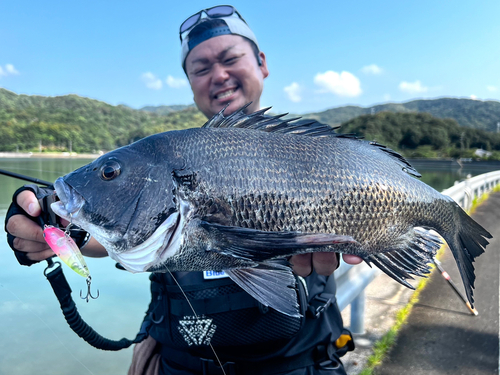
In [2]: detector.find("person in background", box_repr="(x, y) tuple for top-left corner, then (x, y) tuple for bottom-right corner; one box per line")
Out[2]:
(5, 5), (361, 375)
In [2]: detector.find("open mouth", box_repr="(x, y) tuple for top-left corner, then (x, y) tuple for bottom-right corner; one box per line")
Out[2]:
(214, 87), (238, 101)
(51, 177), (85, 220)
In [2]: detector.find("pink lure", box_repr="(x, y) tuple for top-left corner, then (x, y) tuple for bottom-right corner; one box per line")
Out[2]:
(43, 226), (90, 278)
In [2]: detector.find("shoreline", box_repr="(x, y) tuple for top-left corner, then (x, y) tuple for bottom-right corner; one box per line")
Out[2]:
(0, 152), (101, 159)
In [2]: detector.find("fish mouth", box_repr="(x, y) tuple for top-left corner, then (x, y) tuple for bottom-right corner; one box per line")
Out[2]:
(51, 177), (85, 221)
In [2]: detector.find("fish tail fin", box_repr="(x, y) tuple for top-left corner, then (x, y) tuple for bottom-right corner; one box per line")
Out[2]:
(438, 199), (491, 308)
(365, 227), (442, 289)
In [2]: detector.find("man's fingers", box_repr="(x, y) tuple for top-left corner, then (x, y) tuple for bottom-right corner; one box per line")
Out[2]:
(27, 249), (56, 262)
(290, 253), (313, 277)
(16, 190), (41, 217)
(342, 254), (363, 265)
(6, 215), (45, 245)
(13, 237), (51, 253)
(291, 253), (363, 277)
(312, 252), (338, 276)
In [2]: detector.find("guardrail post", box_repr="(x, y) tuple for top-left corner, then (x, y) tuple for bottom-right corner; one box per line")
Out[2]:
(350, 289), (366, 334)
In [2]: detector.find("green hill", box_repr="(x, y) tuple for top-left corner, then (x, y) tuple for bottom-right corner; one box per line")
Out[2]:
(1, 88), (499, 159)
(339, 111), (500, 159)
(0, 88), (205, 153)
(305, 98), (500, 132)
(139, 104), (194, 115)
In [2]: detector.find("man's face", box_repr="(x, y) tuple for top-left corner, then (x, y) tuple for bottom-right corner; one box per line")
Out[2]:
(185, 34), (269, 119)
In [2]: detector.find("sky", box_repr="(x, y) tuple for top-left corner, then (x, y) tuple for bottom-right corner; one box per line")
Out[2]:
(1, 0), (499, 115)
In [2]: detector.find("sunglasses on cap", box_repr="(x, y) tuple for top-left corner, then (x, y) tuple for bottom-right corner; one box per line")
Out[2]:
(179, 5), (247, 41)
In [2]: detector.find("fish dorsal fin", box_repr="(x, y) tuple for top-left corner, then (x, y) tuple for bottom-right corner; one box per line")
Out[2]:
(202, 103), (340, 137)
(202, 104), (420, 177)
(368, 141), (421, 178)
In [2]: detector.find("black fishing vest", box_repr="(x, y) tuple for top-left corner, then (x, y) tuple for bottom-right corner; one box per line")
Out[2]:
(147, 270), (345, 363)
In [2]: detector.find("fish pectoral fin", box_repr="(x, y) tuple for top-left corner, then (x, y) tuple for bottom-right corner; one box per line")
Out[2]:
(225, 261), (300, 317)
(200, 221), (357, 262)
(365, 227), (442, 289)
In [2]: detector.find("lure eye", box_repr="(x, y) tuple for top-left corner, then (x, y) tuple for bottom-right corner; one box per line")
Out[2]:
(99, 161), (121, 181)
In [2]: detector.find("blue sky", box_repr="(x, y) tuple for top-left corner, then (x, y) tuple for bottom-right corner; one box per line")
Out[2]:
(1, 0), (499, 115)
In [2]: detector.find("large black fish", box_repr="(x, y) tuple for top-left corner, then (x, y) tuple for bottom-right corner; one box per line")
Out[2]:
(51, 106), (491, 316)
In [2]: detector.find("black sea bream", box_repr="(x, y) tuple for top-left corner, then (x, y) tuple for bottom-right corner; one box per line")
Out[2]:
(51, 106), (492, 316)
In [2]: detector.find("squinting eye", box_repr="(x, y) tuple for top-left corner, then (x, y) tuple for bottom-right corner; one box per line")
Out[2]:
(100, 161), (121, 181)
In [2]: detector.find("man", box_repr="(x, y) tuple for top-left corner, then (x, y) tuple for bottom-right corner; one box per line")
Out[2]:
(6, 5), (360, 374)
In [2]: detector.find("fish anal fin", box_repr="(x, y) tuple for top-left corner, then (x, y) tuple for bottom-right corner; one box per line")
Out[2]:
(365, 227), (442, 289)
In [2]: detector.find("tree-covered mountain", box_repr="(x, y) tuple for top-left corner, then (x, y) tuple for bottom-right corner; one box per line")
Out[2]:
(0, 88), (205, 153)
(1, 87), (499, 159)
(139, 104), (194, 115)
(305, 98), (500, 132)
(339, 111), (500, 159)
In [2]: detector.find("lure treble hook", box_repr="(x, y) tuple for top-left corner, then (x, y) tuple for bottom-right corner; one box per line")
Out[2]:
(80, 276), (100, 302)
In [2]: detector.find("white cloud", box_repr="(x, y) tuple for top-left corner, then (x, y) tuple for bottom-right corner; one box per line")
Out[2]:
(470, 94), (478, 100)
(284, 82), (302, 102)
(487, 85), (498, 92)
(399, 80), (428, 94)
(361, 64), (382, 75)
(166, 75), (188, 89)
(314, 71), (362, 97)
(5, 64), (19, 75)
(141, 72), (163, 90)
(0, 64), (20, 78)
(383, 94), (391, 101)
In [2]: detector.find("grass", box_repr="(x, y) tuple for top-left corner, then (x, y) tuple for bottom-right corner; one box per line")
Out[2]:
(469, 183), (500, 215)
(358, 183), (499, 375)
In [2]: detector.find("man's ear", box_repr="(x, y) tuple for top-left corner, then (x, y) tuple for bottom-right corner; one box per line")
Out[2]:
(258, 51), (269, 79)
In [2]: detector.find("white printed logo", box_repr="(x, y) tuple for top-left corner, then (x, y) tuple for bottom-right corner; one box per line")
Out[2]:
(203, 270), (229, 279)
(178, 315), (217, 346)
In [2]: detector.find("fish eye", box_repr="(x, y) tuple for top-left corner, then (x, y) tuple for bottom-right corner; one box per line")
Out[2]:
(100, 161), (121, 181)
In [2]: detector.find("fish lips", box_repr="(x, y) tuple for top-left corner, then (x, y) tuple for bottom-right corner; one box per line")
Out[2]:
(52, 177), (85, 221)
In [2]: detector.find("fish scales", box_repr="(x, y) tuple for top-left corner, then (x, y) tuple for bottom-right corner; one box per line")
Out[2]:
(171, 127), (436, 253)
(51, 107), (491, 316)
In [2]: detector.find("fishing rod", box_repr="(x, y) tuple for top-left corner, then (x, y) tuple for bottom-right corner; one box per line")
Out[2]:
(433, 258), (478, 316)
(0, 168), (52, 186)
(1, 167), (150, 350)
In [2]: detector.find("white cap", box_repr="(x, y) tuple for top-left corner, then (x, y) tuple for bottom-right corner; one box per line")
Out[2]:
(181, 16), (259, 68)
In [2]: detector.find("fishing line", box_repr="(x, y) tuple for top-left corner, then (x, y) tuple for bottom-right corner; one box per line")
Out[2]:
(167, 269), (227, 375)
(0, 283), (97, 375)
(0, 166), (69, 175)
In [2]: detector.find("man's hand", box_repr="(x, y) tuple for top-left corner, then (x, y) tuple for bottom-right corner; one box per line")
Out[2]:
(291, 253), (363, 277)
(5, 190), (108, 264)
(6, 190), (55, 263)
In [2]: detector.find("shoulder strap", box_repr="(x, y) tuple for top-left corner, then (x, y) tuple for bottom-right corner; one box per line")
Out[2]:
(307, 274), (337, 319)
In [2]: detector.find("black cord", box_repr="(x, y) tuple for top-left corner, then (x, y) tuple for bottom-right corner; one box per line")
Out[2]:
(44, 262), (150, 351)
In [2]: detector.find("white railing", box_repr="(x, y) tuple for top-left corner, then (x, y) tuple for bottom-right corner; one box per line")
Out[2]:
(336, 169), (500, 334)
(441, 171), (500, 211)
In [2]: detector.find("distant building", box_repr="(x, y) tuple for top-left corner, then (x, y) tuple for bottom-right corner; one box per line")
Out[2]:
(474, 148), (492, 158)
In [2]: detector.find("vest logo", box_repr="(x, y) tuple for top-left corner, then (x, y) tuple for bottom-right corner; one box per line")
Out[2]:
(203, 270), (229, 279)
(178, 315), (217, 346)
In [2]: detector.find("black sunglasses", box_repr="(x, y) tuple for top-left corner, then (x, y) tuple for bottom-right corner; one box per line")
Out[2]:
(179, 5), (247, 41)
